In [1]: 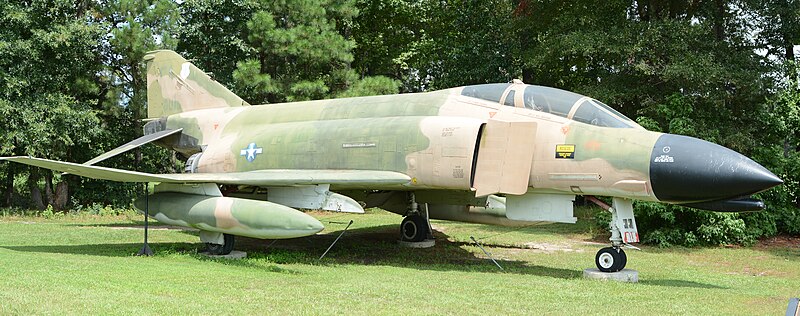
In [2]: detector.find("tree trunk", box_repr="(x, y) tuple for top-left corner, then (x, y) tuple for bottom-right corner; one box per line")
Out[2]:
(31, 188), (45, 210)
(54, 181), (68, 210)
(713, 0), (725, 41)
(3, 165), (14, 207)
(28, 167), (45, 210)
(43, 171), (55, 207)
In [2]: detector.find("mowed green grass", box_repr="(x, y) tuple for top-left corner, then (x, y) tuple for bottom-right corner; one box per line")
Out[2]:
(0, 209), (798, 315)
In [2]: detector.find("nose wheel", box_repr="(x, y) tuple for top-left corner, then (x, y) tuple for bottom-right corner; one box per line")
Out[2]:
(595, 247), (627, 272)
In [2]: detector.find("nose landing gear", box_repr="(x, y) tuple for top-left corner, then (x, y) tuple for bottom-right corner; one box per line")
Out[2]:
(587, 196), (639, 272)
(595, 246), (627, 272)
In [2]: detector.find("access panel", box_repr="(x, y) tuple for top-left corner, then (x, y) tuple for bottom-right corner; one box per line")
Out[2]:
(472, 119), (537, 197)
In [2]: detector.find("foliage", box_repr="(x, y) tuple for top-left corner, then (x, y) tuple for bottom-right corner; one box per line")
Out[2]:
(0, 0), (105, 209)
(178, 0), (398, 104)
(177, 0), (259, 88)
(230, 0), (359, 103)
(403, 0), (518, 90)
(336, 75), (400, 97)
(99, 0), (179, 120)
(350, 0), (423, 80)
(633, 202), (754, 247)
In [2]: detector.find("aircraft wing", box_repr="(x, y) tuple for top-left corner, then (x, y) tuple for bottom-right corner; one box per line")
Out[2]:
(1, 156), (412, 186)
(82, 128), (183, 166)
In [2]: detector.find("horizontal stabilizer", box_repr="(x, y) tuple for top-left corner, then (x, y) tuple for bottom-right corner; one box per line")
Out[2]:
(83, 129), (183, 166)
(1, 156), (412, 186)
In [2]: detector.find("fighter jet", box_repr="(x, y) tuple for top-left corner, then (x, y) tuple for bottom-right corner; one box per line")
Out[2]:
(1, 50), (782, 272)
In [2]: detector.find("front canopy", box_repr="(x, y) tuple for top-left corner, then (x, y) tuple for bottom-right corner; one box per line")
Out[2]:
(461, 83), (641, 129)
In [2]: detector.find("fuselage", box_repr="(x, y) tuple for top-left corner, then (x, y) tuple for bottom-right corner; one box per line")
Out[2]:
(158, 82), (780, 206)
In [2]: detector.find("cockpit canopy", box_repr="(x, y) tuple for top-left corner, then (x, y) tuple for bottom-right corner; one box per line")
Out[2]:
(460, 83), (640, 129)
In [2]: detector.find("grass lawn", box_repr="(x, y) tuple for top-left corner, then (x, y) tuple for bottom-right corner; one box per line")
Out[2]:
(0, 208), (798, 315)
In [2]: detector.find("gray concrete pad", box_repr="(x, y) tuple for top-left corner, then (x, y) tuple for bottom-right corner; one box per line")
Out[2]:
(198, 250), (247, 259)
(583, 268), (639, 283)
(398, 239), (435, 248)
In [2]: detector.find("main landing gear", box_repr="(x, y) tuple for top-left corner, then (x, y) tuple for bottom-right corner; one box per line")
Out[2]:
(200, 231), (235, 255)
(401, 214), (429, 242)
(399, 193), (434, 246)
(588, 196), (639, 272)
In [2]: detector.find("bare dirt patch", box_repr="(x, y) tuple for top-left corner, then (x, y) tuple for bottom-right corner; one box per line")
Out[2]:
(522, 242), (584, 253)
(756, 236), (800, 249)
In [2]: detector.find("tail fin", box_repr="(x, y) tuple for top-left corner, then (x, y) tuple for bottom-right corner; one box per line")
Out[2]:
(144, 50), (249, 119)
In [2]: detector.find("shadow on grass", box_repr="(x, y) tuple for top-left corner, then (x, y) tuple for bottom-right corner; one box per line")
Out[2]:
(1, 242), (197, 257)
(639, 279), (727, 289)
(70, 222), (206, 241)
(0, 242), (301, 273)
(2, 223), (580, 279)
(457, 221), (591, 235)
(233, 224), (582, 279)
(69, 222), (190, 230)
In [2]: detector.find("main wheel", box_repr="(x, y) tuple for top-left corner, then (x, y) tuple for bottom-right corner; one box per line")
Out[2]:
(205, 233), (235, 255)
(400, 215), (430, 242)
(595, 247), (625, 272)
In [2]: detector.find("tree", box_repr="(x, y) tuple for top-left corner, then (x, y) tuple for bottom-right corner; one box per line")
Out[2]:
(177, 0), (258, 88)
(178, 0), (399, 103)
(0, 0), (105, 209)
(99, 0), (178, 134)
(232, 0), (359, 103)
(72, 0), (182, 206)
(399, 0), (518, 91)
(350, 0), (422, 88)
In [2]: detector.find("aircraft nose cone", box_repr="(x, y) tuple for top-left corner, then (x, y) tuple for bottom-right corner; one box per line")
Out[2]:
(649, 134), (783, 203)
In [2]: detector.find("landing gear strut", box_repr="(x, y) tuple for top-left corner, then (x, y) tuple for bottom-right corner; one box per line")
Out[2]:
(399, 192), (434, 245)
(587, 196), (639, 272)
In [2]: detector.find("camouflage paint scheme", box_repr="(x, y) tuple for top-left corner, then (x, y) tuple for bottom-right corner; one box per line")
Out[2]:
(134, 192), (323, 239)
(1, 50), (781, 246)
(146, 50), (660, 199)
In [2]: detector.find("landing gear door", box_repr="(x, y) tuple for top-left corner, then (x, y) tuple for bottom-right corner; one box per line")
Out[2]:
(472, 119), (537, 197)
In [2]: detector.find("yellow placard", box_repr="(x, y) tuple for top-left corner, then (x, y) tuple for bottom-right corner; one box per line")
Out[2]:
(556, 144), (575, 152)
(555, 144), (575, 159)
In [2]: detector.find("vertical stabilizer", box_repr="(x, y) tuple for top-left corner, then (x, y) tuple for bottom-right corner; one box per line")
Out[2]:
(144, 50), (249, 119)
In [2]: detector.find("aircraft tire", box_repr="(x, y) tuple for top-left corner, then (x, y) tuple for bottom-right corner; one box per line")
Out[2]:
(400, 215), (429, 242)
(205, 233), (235, 255)
(595, 247), (624, 272)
